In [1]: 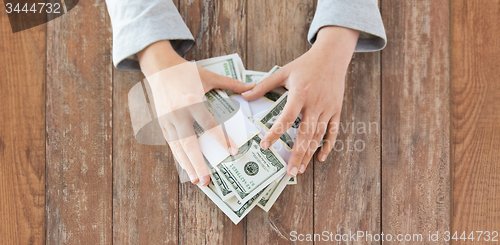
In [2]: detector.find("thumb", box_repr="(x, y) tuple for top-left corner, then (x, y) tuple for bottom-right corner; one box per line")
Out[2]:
(241, 68), (287, 101)
(212, 75), (256, 93)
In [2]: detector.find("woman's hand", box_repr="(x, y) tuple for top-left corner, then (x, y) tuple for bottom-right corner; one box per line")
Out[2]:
(138, 41), (255, 186)
(242, 26), (359, 177)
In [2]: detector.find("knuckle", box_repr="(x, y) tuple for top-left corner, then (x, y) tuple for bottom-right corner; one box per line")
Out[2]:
(290, 155), (303, 165)
(268, 125), (283, 137)
(308, 140), (320, 150)
(169, 141), (182, 150)
(281, 113), (296, 124)
(303, 130), (314, 138)
(200, 117), (214, 129)
(181, 139), (196, 149)
(192, 163), (206, 172)
(328, 124), (340, 135)
(184, 94), (201, 104)
(314, 131), (323, 139)
(295, 146), (307, 155)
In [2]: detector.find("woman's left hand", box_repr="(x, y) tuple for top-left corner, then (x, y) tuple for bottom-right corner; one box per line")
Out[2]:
(242, 26), (359, 177)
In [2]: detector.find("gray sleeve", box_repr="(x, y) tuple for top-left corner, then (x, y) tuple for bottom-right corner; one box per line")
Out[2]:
(308, 0), (386, 52)
(105, 0), (194, 71)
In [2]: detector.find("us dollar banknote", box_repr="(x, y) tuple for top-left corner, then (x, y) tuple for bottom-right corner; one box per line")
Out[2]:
(215, 134), (287, 203)
(206, 157), (234, 200)
(257, 92), (301, 151)
(242, 70), (267, 84)
(257, 173), (291, 212)
(204, 89), (237, 124)
(198, 177), (266, 225)
(196, 53), (244, 81)
(265, 65), (280, 77)
(193, 89), (237, 138)
(196, 54), (246, 97)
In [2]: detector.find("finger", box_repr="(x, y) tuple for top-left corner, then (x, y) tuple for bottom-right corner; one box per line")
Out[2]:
(205, 125), (238, 155)
(299, 113), (329, 173)
(287, 111), (316, 177)
(178, 131), (211, 186)
(260, 92), (303, 150)
(160, 121), (200, 183)
(160, 122), (181, 168)
(317, 113), (341, 162)
(189, 102), (215, 131)
(205, 70), (255, 93)
(169, 140), (199, 184)
(188, 104), (238, 155)
(241, 67), (288, 101)
(159, 118), (178, 142)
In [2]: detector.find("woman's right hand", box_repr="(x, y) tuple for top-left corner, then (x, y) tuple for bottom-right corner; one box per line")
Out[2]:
(138, 40), (255, 186)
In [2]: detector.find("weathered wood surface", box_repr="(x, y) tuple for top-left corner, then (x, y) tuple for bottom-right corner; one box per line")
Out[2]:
(45, 1), (113, 244)
(113, 70), (179, 245)
(112, 1), (179, 244)
(314, 55), (382, 244)
(452, 0), (500, 240)
(246, 0), (315, 244)
(381, 0), (451, 243)
(178, 1), (247, 244)
(0, 5), (46, 245)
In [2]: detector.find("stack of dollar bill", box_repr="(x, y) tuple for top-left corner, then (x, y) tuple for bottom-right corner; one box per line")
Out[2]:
(192, 54), (302, 225)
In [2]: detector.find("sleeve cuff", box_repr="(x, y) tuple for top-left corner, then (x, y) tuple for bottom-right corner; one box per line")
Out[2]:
(109, 1), (195, 71)
(308, 0), (387, 52)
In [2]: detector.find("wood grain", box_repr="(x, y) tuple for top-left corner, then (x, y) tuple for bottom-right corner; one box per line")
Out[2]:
(246, 0), (315, 243)
(314, 53), (381, 244)
(452, 0), (500, 241)
(45, 1), (113, 244)
(0, 5), (46, 245)
(381, 0), (451, 243)
(112, 1), (179, 244)
(247, 0), (315, 72)
(112, 71), (179, 245)
(178, 1), (247, 244)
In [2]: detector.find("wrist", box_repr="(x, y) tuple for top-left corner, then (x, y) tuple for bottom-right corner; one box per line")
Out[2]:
(312, 26), (359, 57)
(314, 26), (359, 49)
(310, 26), (359, 73)
(138, 40), (186, 76)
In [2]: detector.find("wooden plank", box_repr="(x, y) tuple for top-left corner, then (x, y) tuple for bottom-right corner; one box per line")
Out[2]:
(381, 0), (451, 243)
(0, 6), (46, 245)
(45, 1), (113, 243)
(452, 0), (500, 240)
(178, 0), (247, 244)
(247, 0), (315, 71)
(112, 71), (179, 244)
(246, 0), (315, 243)
(314, 55), (381, 243)
(312, 4), (381, 245)
(112, 1), (179, 244)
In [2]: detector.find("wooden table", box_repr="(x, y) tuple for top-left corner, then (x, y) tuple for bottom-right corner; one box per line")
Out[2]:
(1, 0), (499, 244)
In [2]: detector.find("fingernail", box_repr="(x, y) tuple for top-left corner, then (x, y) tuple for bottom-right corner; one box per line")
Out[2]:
(320, 153), (327, 162)
(199, 175), (210, 186)
(290, 167), (298, 177)
(242, 90), (252, 96)
(299, 164), (306, 173)
(190, 175), (198, 184)
(229, 147), (238, 155)
(261, 141), (270, 150)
